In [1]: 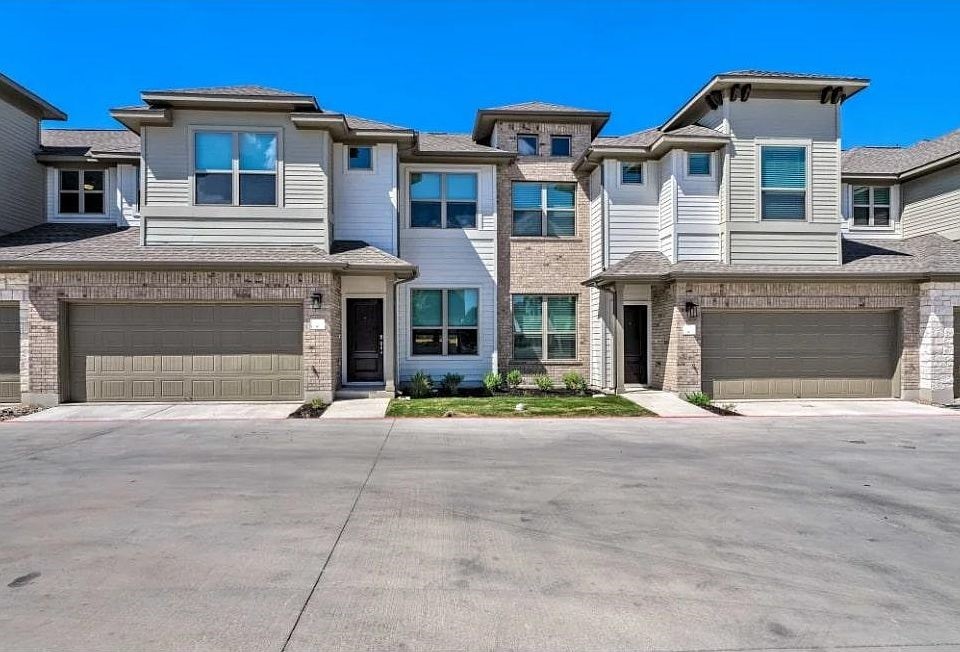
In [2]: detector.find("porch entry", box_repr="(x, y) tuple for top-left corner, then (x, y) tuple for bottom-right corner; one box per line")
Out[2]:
(623, 304), (648, 385)
(346, 298), (384, 383)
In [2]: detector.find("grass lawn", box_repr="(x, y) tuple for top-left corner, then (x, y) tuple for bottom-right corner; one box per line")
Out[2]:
(385, 394), (653, 418)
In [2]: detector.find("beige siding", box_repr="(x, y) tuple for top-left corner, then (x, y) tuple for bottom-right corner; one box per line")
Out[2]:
(901, 164), (960, 240)
(0, 99), (44, 234)
(729, 229), (838, 265)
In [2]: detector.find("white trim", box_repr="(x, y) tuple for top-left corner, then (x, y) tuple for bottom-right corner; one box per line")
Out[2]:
(623, 299), (652, 388)
(754, 138), (813, 222)
(188, 125), (284, 208)
(403, 167), (482, 230)
(618, 161), (645, 188)
(683, 151), (716, 181)
(344, 144), (376, 173)
(408, 287), (481, 358)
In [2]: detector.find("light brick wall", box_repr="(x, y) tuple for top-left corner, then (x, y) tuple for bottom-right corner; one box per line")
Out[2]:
(918, 281), (960, 404)
(654, 280), (921, 397)
(495, 120), (593, 382)
(25, 269), (341, 405)
(0, 273), (30, 396)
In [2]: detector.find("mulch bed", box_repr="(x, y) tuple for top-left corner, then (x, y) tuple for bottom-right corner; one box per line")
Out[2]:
(0, 405), (48, 421)
(288, 403), (328, 419)
(701, 404), (741, 416)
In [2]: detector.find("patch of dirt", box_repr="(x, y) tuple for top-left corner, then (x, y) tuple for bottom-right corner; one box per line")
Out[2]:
(0, 405), (48, 421)
(288, 403), (328, 419)
(702, 404), (741, 416)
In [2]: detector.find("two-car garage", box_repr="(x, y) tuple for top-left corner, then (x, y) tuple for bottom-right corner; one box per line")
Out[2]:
(701, 311), (899, 400)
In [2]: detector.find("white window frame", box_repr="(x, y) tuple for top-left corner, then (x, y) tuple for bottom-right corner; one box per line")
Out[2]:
(409, 287), (481, 357)
(407, 170), (480, 229)
(345, 144), (375, 172)
(754, 138), (812, 222)
(619, 161), (645, 187)
(511, 182), (577, 237)
(58, 168), (106, 216)
(511, 294), (578, 361)
(189, 126), (283, 207)
(517, 134), (539, 156)
(851, 185), (893, 228)
(550, 135), (572, 157)
(684, 152), (715, 180)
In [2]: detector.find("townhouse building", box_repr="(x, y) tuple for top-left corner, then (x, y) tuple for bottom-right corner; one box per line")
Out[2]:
(0, 70), (958, 406)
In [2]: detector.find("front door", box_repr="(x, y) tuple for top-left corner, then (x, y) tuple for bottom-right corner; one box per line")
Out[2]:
(623, 305), (648, 385)
(346, 298), (384, 383)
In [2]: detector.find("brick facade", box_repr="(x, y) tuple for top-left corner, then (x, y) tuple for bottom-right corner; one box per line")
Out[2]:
(23, 269), (341, 405)
(918, 282), (960, 403)
(495, 120), (593, 382)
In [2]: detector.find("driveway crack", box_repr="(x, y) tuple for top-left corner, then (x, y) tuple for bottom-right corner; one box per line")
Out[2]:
(280, 418), (395, 651)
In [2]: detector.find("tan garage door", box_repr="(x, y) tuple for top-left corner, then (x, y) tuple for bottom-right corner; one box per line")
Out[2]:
(0, 305), (20, 402)
(702, 311), (897, 400)
(68, 304), (303, 402)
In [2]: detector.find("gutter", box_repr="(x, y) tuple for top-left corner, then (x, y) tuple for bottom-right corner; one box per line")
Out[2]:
(583, 270), (937, 287)
(0, 259), (417, 276)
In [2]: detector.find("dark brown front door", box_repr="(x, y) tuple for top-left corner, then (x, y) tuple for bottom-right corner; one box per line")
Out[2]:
(624, 305), (648, 385)
(346, 298), (384, 383)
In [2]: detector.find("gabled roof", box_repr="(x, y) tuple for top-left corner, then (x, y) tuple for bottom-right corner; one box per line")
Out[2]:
(0, 72), (66, 121)
(575, 124), (728, 171)
(473, 100), (610, 141)
(38, 129), (140, 161)
(842, 129), (960, 180)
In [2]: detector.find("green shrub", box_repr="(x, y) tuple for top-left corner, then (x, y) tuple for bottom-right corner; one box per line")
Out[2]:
(562, 371), (588, 394)
(683, 391), (711, 407)
(440, 372), (463, 396)
(533, 374), (554, 391)
(408, 370), (433, 398)
(309, 397), (326, 410)
(482, 371), (504, 394)
(505, 369), (523, 389)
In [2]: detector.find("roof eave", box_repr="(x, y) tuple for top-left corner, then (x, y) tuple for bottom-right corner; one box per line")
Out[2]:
(401, 151), (515, 165)
(140, 92), (319, 111)
(0, 73), (67, 121)
(472, 109), (611, 141)
(109, 108), (173, 133)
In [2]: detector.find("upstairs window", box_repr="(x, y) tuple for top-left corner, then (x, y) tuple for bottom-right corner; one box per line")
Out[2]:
(194, 130), (278, 206)
(348, 146), (373, 170)
(411, 288), (479, 356)
(517, 134), (539, 156)
(512, 182), (576, 236)
(59, 170), (104, 214)
(852, 186), (891, 227)
(512, 295), (577, 360)
(760, 145), (807, 220)
(620, 162), (644, 185)
(550, 135), (571, 157)
(687, 152), (712, 176)
(409, 172), (478, 228)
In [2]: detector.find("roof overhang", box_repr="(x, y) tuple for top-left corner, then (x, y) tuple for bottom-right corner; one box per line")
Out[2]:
(0, 73), (67, 121)
(289, 113), (416, 143)
(400, 150), (515, 165)
(472, 109), (610, 141)
(662, 73), (870, 131)
(0, 258), (417, 277)
(842, 151), (960, 183)
(585, 270), (929, 287)
(574, 134), (728, 172)
(109, 107), (172, 133)
(140, 90), (319, 111)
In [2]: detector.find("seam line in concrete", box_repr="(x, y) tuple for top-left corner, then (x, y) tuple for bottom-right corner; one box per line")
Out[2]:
(0, 422), (131, 467)
(279, 418), (396, 652)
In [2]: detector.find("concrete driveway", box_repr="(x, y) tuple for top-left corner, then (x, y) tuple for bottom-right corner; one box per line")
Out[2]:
(14, 401), (303, 421)
(729, 398), (951, 417)
(1, 416), (960, 651)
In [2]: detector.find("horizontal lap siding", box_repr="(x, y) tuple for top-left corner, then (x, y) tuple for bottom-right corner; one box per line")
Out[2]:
(902, 165), (960, 240)
(332, 143), (397, 254)
(0, 100), (44, 234)
(729, 231), (838, 264)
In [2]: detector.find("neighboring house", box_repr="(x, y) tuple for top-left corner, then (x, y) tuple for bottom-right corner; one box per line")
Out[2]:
(0, 70), (957, 406)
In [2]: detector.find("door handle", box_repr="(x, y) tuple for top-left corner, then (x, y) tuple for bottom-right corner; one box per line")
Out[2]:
(378, 334), (383, 355)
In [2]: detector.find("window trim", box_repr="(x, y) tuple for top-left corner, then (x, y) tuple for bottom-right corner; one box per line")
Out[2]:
(189, 126), (283, 208)
(851, 185), (893, 228)
(511, 181), (577, 237)
(684, 152), (714, 180)
(517, 133), (539, 156)
(410, 287), (480, 357)
(550, 135), (572, 158)
(755, 139), (812, 222)
(345, 144), (375, 172)
(511, 294), (578, 361)
(618, 161), (645, 187)
(407, 170), (480, 229)
(57, 168), (106, 216)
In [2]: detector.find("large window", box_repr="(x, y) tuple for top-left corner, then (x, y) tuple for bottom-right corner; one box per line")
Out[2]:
(512, 182), (576, 236)
(194, 130), (278, 206)
(852, 186), (891, 227)
(760, 145), (807, 220)
(512, 295), (576, 360)
(410, 172), (478, 228)
(411, 288), (479, 355)
(59, 170), (105, 215)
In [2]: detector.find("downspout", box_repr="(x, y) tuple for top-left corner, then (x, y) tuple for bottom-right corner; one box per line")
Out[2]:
(601, 284), (618, 393)
(391, 271), (418, 395)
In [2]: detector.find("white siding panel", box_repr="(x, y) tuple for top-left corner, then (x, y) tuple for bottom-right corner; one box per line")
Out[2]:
(46, 165), (122, 224)
(729, 231), (838, 265)
(605, 159), (660, 263)
(901, 165), (960, 240)
(677, 233), (722, 261)
(658, 153), (678, 262)
(332, 143), (397, 253)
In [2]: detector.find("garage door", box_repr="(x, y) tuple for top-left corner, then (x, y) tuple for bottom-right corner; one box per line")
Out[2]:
(68, 304), (303, 402)
(0, 305), (20, 402)
(702, 312), (897, 400)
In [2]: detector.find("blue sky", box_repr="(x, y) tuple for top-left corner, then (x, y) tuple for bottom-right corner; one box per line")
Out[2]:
(3, 0), (956, 147)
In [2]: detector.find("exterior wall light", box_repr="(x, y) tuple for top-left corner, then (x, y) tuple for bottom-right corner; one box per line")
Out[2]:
(311, 292), (323, 310)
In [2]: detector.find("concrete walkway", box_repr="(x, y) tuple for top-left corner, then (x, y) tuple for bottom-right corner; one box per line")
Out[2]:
(730, 398), (956, 417)
(320, 397), (391, 419)
(14, 402), (302, 421)
(621, 389), (717, 417)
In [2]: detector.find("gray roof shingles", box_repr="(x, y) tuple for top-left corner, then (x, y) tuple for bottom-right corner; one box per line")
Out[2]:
(594, 124), (726, 148)
(143, 85), (311, 97)
(842, 129), (960, 176)
(720, 70), (868, 81)
(416, 133), (510, 155)
(481, 100), (605, 114)
(40, 129), (141, 157)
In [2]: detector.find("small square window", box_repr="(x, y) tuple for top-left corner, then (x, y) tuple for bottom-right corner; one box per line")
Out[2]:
(517, 134), (538, 156)
(348, 146), (373, 170)
(621, 162), (643, 185)
(687, 153), (711, 176)
(550, 136), (571, 157)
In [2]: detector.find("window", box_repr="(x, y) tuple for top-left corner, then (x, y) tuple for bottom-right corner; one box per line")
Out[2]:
(348, 146), (373, 170)
(512, 182), (576, 236)
(550, 135), (571, 157)
(517, 134), (539, 156)
(194, 130), (278, 206)
(687, 152), (712, 176)
(59, 169), (105, 214)
(852, 186), (891, 227)
(620, 162), (643, 185)
(411, 288), (479, 355)
(512, 295), (576, 360)
(409, 172), (478, 228)
(760, 145), (807, 220)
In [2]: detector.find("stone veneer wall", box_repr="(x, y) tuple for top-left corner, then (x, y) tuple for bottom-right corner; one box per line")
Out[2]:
(24, 269), (341, 405)
(654, 280), (921, 398)
(918, 281), (960, 404)
(495, 120), (593, 382)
